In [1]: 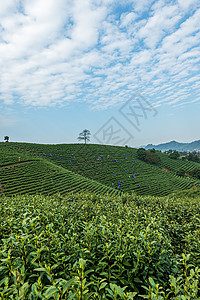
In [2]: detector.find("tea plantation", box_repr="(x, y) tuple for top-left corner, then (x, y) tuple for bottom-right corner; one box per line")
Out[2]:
(0, 191), (200, 299)
(1, 142), (200, 197)
(0, 159), (119, 197)
(1, 142), (200, 299)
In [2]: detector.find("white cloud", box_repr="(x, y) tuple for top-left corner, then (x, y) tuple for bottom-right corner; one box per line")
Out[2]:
(0, 0), (199, 110)
(177, 0), (199, 11)
(120, 12), (138, 27)
(130, 0), (155, 12)
(137, 4), (181, 48)
(131, 49), (152, 65)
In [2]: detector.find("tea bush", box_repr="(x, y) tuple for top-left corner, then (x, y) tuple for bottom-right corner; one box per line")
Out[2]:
(0, 192), (200, 299)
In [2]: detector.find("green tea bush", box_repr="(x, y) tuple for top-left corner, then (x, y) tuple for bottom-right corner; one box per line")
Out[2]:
(0, 192), (200, 299)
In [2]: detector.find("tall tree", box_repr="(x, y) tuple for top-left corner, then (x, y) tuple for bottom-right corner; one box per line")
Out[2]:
(4, 136), (9, 142)
(78, 129), (91, 144)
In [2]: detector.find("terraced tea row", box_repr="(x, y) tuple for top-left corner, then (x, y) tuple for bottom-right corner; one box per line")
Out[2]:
(31, 144), (200, 196)
(1, 142), (200, 196)
(158, 152), (200, 173)
(0, 160), (120, 197)
(0, 147), (35, 167)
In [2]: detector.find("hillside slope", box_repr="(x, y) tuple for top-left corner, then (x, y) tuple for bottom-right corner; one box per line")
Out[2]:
(0, 147), (120, 197)
(1, 142), (200, 197)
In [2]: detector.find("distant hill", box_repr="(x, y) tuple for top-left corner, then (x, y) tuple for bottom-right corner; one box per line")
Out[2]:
(145, 140), (200, 152)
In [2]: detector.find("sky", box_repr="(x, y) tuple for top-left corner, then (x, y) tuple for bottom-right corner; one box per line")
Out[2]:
(0, 0), (199, 147)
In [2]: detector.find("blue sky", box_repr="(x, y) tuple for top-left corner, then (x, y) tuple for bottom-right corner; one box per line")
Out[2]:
(0, 0), (199, 147)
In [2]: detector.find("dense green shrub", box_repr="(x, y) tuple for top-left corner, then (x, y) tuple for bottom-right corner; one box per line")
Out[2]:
(176, 169), (185, 177)
(187, 153), (199, 163)
(0, 192), (200, 299)
(136, 148), (146, 161)
(145, 151), (160, 164)
(190, 168), (200, 179)
(169, 151), (180, 159)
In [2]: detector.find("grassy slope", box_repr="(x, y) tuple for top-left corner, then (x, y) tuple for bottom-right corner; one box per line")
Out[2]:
(0, 142), (200, 196)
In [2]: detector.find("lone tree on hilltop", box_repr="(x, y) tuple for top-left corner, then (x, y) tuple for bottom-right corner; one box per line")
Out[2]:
(4, 136), (9, 142)
(78, 129), (91, 144)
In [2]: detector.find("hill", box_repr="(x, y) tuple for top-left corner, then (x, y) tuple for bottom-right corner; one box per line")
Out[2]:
(145, 139), (200, 152)
(1, 142), (200, 197)
(0, 143), (120, 197)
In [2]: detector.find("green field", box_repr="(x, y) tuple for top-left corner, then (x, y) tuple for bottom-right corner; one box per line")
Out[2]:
(0, 191), (200, 299)
(0, 142), (200, 197)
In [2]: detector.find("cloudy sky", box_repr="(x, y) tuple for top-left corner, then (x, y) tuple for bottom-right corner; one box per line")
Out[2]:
(0, 0), (199, 146)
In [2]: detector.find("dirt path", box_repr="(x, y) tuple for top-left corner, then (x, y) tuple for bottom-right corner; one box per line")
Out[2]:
(162, 167), (170, 172)
(0, 160), (35, 170)
(185, 172), (191, 177)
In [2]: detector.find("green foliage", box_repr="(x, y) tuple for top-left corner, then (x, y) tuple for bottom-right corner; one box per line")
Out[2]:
(137, 148), (146, 161)
(170, 187), (200, 198)
(176, 169), (185, 177)
(145, 151), (160, 165)
(137, 149), (161, 165)
(186, 153), (199, 163)
(190, 168), (200, 179)
(0, 192), (200, 299)
(169, 151), (180, 159)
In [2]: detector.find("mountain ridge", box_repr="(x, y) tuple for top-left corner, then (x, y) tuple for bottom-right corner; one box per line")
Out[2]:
(144, 139), (200, 152)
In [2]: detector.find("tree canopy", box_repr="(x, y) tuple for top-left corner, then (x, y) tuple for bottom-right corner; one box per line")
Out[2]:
(137, 148), (146, 161)
(169, 151), (180, 159)
(191, 168), (200, 179)
(4, 136), (9, 142)
(78, 129), (91, 144)
(187, 153), (199, 163)
(137, 148), (160, 164)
